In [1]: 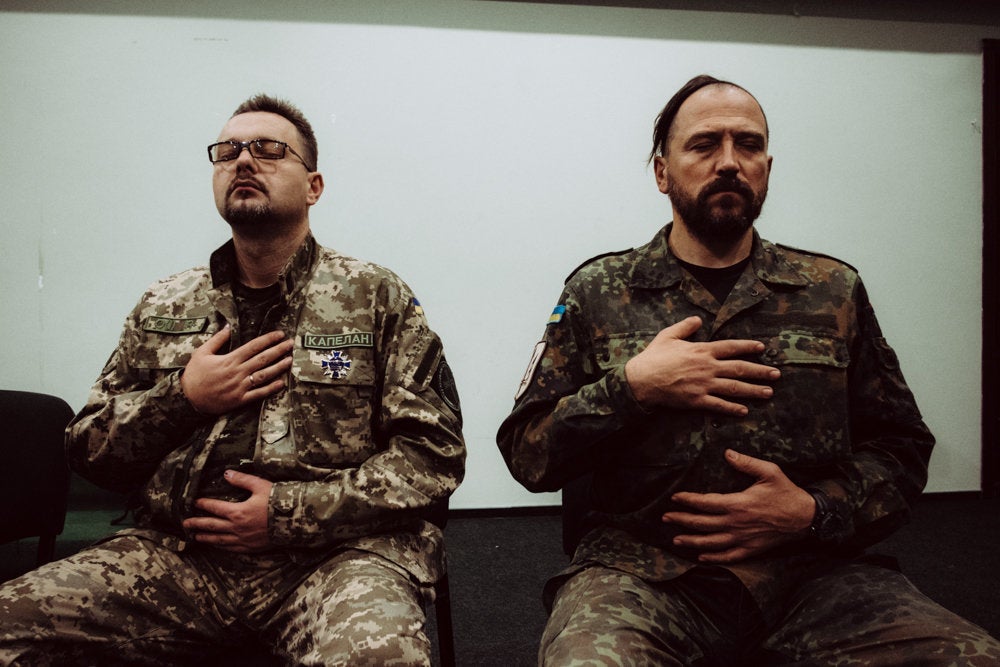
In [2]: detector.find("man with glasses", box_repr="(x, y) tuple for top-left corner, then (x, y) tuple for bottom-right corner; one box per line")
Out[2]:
(0, 95), (465, 666)
(498, 75), (1000, 664)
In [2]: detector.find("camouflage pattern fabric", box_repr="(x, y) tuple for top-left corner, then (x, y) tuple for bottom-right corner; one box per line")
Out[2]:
(0, 534), (433, 665)
(498, 224), (999, 661)
(0, 234), (464, 661)
(67, 234), (465, 584)
(542, 562), (1000, 666)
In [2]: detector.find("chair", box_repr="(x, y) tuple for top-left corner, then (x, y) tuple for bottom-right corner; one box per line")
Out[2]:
(424, 499), (457, 667)
(561, 472), (594, 556)
(0, 390), (74, 566)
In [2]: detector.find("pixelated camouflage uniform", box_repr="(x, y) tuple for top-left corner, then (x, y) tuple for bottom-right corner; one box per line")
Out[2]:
(0, 234), (465, 665)
(498, 224), (1000, 665)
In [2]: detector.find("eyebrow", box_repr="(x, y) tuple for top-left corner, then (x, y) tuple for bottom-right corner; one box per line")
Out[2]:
(683, 129), (766, 147)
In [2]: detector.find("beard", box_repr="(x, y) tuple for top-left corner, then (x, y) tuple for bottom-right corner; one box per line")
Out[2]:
(221, 182), (297, 239)
(224, 199), (273, 227)
(667, 174), (767, 247)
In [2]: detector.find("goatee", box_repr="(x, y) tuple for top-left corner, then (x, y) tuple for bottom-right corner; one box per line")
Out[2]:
(224, 202), (275, 232)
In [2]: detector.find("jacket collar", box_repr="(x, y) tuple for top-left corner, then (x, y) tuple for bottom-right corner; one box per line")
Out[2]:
(209, 233), (318, 301)
(630, 223), (811, 289)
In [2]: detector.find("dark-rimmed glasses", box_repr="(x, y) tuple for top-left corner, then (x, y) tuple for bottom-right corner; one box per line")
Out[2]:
(207, 139), (313, 170)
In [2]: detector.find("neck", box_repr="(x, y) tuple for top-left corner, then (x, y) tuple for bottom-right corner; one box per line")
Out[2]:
(231, 223), (309, 288)
(668, 219), (753, 268)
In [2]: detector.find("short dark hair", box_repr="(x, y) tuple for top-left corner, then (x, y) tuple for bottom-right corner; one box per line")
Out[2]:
(648, 75), (768, 165)
(232, 94), (318, 171)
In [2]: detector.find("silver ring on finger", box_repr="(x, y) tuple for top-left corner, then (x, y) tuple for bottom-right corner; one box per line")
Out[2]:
(248, 373), (256, 387)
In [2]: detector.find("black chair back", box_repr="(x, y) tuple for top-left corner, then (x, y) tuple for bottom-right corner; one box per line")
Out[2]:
(0, 390), (75, 565)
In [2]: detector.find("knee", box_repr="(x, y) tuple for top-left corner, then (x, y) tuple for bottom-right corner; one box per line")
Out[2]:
(346, 631), (432, 667)
(296, 626), (430, 667)
(295, 600), (432, 667)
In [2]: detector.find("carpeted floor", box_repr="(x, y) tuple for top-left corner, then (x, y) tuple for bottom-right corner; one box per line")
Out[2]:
(1, 490), (997, 666)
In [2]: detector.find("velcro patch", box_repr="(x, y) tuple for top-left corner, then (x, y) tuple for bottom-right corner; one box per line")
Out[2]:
(143, 316), (208, 335)
(515, 341), (547, 401)
(302, 331), (374, 350)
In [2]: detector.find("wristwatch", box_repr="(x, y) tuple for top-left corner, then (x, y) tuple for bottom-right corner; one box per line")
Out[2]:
(807, 488), (848, 543)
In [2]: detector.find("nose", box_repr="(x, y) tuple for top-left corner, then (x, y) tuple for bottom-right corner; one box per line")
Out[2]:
(716, 139), (739, 175)
(233, 144), (258, 171)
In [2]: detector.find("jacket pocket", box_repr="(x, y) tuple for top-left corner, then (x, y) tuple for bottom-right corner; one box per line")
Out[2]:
(761, 330), (848, 368)
(288, 346), (377, 466)
(752, 330), (852, 465)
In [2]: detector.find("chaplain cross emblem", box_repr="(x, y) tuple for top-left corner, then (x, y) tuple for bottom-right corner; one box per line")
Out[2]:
(321, 350), (352, 379)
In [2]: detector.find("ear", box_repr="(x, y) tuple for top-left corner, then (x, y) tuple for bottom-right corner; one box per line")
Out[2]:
(653, 156), (670, 195)
(306, 172), (324, 206)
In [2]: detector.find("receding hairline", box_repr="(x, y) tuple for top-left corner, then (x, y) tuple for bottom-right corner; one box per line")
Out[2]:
(648, 76), (770, 164)
(667, 83), (769, 147)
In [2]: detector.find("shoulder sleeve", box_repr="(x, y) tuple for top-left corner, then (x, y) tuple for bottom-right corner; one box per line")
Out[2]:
(496, 281), (647, 493)
(65, 289), (209, 493)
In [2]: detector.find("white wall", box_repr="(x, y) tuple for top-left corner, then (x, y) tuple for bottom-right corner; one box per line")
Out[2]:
(2, 1), (997, 507)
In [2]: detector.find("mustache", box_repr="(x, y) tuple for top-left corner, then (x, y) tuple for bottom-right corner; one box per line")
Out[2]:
(700, 177), (754, 202)
(227, 177), (267, 197)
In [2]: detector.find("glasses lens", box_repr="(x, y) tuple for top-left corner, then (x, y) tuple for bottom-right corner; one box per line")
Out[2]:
(209, 142), (239, 162)
(250, 140), (286, 159)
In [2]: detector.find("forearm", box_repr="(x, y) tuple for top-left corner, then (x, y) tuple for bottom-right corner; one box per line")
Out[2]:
(268, 430), (465, 548)
(499, 365), (649, 492)
(67, 367), (206, 492)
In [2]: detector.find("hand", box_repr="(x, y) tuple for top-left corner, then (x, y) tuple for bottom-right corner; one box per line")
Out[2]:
(624, 316), (779, 417)
(182, 470), (274, 553)
(180, 325), (294, 415)
(661, 449), (815, 563)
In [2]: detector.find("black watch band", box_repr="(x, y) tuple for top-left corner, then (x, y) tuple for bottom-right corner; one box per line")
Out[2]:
(807, 488), (845, 543)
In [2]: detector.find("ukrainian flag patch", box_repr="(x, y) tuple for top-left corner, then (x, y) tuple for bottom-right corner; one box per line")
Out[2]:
(413, 298), (424, 315)
(548, 304), (566, 325)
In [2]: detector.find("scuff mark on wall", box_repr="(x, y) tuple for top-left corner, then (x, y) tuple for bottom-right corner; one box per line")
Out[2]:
(37, 237), (45, 290)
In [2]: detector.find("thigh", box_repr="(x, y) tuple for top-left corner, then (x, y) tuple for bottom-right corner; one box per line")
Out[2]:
(540, 566), (714, 667)
(0, 534), (225, 666)
(762, 562), (1000, 666)
(268, 549), (431, 667)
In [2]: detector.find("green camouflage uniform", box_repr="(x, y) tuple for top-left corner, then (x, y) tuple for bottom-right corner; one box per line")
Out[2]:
(498, 224), (1000, 665)
(0, 234), (465, 666)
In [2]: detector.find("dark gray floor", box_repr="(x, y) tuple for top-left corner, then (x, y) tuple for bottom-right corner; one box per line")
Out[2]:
(1, 494), (997, 666)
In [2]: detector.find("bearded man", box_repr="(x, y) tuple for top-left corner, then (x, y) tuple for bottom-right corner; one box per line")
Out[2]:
(498, 75), (1000, 665)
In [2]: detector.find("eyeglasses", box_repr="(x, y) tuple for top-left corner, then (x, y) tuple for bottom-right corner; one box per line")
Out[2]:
(207, 139), (313, 170)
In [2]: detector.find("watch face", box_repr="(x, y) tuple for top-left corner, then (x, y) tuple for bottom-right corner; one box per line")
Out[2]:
(810, 491), (847, 542)
(815, 503), (847, 542)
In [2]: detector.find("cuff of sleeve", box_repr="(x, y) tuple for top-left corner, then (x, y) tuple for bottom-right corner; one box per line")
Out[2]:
(606, 365), (652, 420)
(605, 366), (653, 424)
(169, 370), (211, 424)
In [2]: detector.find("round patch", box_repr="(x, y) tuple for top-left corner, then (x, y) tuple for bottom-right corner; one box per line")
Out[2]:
(432, 359), (461, 414)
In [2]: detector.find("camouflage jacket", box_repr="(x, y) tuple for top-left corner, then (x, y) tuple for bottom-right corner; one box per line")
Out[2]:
(497, 224), (933, 612)
(67, 235), (465, 584)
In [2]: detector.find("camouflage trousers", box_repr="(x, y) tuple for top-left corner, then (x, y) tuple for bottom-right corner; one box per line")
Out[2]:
(0, 532), (433, 666)
(541, 562), (1000, 666)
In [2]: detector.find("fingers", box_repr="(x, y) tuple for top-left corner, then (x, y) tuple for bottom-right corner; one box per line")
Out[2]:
(237, 330), (293, 362)
(238, 334), (294, 386)
(243, 356), (293, 394)
(221, 469), (270, 494)
(705, 337), (766, 360)
(194, 324), (233, 357)
(660, 315), (703, 341)
(722, 448), (779, 479)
